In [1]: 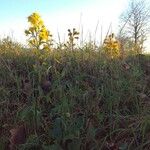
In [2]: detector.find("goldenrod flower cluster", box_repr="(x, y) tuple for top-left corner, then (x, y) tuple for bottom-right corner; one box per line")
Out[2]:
(25, 12), (52, 51)
(103, 33), (120, 58)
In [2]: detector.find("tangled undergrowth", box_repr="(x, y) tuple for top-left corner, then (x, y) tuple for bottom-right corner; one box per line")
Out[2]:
(0, 12), (150, 150)
(0, 38), (150, 150)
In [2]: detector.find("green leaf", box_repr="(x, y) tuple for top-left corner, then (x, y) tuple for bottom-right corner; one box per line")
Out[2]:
(52, 118), (64, 141)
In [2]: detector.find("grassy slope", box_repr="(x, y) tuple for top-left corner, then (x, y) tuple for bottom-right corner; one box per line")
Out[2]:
(0, 40), (150, 150)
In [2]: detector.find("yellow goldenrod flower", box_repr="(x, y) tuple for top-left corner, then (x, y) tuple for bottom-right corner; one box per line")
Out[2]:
(25, 12), (53, 51)
(103, 33), (120, 58)
(28, 12), (41, 26)
(39, 27), (49, 41)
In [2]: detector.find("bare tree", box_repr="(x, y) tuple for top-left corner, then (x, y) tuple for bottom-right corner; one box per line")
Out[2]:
(119, 0), (150, 54)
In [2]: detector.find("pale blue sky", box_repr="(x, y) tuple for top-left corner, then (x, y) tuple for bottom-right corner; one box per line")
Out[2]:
(1, 0), (93, 20)
(1, 0), (149, 52)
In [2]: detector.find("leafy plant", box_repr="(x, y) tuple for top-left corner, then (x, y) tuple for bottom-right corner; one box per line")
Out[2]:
(103, 33), (120, 59)
(25, 12), (53, 51)
(64, 28), (79, 51)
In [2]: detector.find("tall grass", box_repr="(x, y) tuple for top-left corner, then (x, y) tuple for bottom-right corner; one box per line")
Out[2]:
(0, 37), (150, 150)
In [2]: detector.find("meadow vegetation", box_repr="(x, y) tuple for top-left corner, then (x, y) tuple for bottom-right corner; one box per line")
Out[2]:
(0, 12), (150, 150)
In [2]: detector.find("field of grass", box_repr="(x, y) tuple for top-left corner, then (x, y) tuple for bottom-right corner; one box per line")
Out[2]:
(0, 38), (150, 150)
